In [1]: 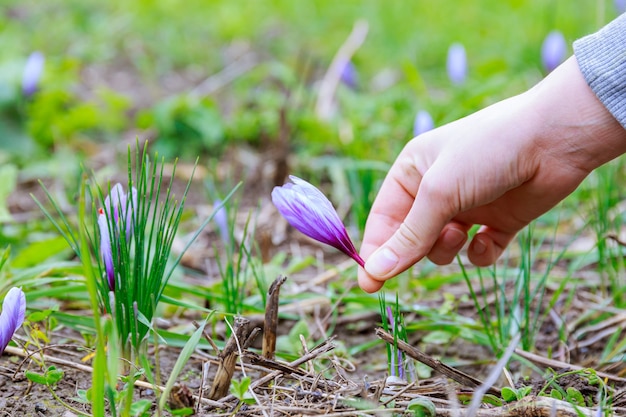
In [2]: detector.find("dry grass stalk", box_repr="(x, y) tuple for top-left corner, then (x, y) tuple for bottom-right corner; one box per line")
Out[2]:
(375, 327), (501, 396)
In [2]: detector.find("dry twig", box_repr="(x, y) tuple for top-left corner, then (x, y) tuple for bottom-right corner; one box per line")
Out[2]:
(375, 328), (501, 396)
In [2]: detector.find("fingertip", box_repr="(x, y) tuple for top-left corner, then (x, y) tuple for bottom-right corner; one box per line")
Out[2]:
(426, 225), (468, 265)
(467, 234), (500, 266)
(357, 270), (385, 293)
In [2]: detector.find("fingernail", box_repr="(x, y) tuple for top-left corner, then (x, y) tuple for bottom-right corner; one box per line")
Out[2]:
(365, 247), (399, 277)
(473, 237), (486, 255)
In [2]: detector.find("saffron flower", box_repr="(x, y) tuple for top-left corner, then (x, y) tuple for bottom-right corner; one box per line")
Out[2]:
(0, 287), (26, 355)
(541, 30), (567, 73)
(413, 110), (434, 137)
(271, 176), (364, 267)
(22, 51), (45, 97)
(616, 0), (626, 14)
(97, 183), (137, 290)
(446, 43), (467, 85)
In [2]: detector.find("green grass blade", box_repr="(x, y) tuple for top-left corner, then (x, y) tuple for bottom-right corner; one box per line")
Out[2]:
(158, 317), (207, 412)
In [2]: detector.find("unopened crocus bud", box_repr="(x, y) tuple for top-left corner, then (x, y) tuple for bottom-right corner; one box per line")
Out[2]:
(541, 31), (567, 73)
(272, 176), (364, 267)
(413, 110), (434, 137)
(22, 51), (45, 97)
(446, 43), (467, 85)
(97, 183), (137, 290)
(213, 199), (230, 246)
(0, 287), (26, 354)
(339, 60), (358, 89)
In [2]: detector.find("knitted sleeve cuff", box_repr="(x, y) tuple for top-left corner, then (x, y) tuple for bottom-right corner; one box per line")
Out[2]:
(573, 14), (626, 129)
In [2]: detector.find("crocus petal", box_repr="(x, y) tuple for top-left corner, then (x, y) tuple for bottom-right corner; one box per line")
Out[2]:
(98, 213), (115, 291)
(272, 176), (364, 266)
(616, 0), (626, 14)
(413, 110), (434, 137)
(104, 183), (126, 223)
(103, 183), (136, 240)
(541, 30), (567, 73)
(446, 43), (467, 85)
(213, 199), (230, 246)
(22, 51), (45, 97)
(0, 287), (26, 354)
(339, 60), (358, 89)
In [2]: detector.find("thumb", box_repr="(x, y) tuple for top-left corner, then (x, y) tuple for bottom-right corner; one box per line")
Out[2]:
(363, 176), (456, 280)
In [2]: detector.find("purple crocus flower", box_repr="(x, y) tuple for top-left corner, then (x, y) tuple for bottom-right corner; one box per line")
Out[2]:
(213, 199), (230, 246)
(0, 287), (26, 354)
(541, 31), (567, 73)
(22, 51), (45, 97)
(339, 60), (358, 89)
(413, 110), (434, 137)
(616, 0), (626, 14)
(271, 176), (364, 267)
(446, 43), (467, 85)
(97, 183), (137, 290)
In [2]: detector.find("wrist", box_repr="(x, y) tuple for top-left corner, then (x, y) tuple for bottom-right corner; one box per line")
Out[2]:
(527, 56), (626, 173)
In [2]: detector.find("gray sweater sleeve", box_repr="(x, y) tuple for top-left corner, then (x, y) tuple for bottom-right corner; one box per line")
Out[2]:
(573, 14), (626, 128)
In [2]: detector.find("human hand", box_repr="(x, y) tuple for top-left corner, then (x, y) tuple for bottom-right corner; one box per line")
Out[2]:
(358, 57), (626, 293)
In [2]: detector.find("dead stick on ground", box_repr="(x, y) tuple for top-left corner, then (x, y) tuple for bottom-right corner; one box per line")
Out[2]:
(262, 275), (287, 360)
(3, 345), (226, 408)
(208, 316), (251, 400)
(219, 337), (337, 403)
(375, 328), (501, 396)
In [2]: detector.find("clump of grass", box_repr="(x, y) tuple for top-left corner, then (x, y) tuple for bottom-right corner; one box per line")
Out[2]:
(459, 221), (572, 353)
(378, 292), (413, 382)
(35, 142), (240, 415)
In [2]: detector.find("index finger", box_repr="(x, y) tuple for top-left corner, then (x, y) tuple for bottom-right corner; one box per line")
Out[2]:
(357, 140), (460, 292)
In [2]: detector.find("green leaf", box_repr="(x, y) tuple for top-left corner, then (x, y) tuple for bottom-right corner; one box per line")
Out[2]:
(24, 371), (49, 385)
(44, 366), (64, 385)
(25, 366), (64, 386)
(550, 389), (563, 400)
(12, 236), (71, 267)
(407, 398), (436, 417)
(500, 387), (517, 402)
(130, 399), (152, 417)
(158, 318), (207, 412)
(170, 408), (195, 416)
(230, 376), (251, 400)
(565, 387), (585, 406)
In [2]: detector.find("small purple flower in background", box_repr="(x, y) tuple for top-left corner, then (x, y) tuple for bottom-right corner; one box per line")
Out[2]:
(22, 51), (45, 97)
(213, 199), (230, 246)
(272, 175), (364, 267)
(616, 0), (626, 14)
(541, 30), (567, 73)
(97, 183), (137, 290)
(339, 60), (358, 89)
(413, 110), (434, 137)
(0, 287), (26, 355)
(446, 43), (467, 85)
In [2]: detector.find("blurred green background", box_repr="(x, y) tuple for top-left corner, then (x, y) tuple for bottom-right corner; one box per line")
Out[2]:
(1, 0), (617, 163)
